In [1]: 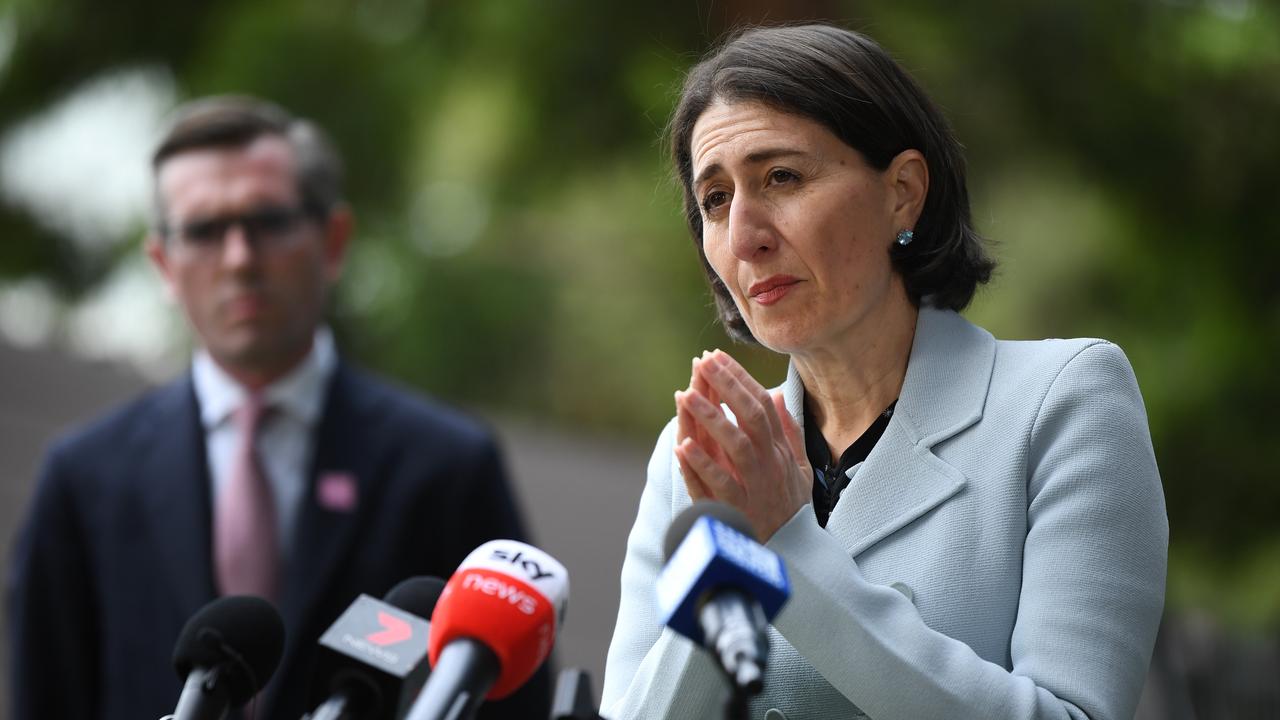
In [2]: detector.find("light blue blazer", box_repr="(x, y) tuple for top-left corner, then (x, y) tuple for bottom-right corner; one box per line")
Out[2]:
(601, 307), (1168, 720)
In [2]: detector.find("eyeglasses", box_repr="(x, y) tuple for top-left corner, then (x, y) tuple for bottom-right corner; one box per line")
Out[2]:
(164, 205), (316, 254)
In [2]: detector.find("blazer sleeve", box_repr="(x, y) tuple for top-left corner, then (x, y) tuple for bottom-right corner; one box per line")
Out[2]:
(7, 445), (101, 720)
(602, 342), (1167, 720)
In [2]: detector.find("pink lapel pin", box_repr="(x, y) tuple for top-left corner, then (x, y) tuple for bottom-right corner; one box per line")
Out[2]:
(317, 472), (358, 513)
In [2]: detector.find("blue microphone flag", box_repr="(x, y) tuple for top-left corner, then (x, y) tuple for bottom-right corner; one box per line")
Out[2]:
(655, 514), (790, 645)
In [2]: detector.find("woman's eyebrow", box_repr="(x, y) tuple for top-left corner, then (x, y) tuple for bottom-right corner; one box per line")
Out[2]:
(693, 147), (809, 189)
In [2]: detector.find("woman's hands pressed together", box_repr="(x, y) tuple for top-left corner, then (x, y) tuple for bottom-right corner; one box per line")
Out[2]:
(674, 349), (813, 541)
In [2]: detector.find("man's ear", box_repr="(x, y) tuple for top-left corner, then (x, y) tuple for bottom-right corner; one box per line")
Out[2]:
(321, 203), (353, 284)
(144, 233), (179, 302)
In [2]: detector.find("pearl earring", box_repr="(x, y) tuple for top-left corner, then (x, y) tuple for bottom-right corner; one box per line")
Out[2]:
(896, 229), (914, 246)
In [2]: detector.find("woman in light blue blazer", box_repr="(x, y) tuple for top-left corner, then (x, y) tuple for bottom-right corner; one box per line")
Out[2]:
(601, 24), (1167, 720)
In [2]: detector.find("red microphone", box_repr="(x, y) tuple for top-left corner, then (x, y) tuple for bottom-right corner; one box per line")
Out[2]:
(404, 540), (569, 720)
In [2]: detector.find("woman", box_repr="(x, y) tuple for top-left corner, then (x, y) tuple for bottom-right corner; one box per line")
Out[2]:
(601, 24), (1167, 720)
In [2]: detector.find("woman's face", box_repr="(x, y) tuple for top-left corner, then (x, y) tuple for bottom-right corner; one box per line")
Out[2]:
(689, 100), (920, 356)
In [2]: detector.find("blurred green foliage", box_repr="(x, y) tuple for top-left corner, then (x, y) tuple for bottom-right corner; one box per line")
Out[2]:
(1, 0), (1276, 625)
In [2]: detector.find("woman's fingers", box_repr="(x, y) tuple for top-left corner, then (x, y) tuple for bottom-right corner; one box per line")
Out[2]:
(678, 355), (707, 444)
(679, 350), (814, 541)
(675, 388), (695, 447)
(698, 352), (783, 446)
(716, 351), (787, 438)
(692, 353), (718, 406)
(675, 390), (732, 476)
(680, 389), (754, 470)
(674, 439), (712, 501)
(691, 356), (721, 448)
(675, 436), (745, 505)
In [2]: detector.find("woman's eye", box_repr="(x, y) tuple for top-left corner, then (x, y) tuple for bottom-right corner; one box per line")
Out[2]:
(768, 168), (799, 185)
(701, 191), (729, 214)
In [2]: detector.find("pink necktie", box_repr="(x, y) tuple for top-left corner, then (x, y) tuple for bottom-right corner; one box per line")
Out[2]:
(214, 393), (279, 601)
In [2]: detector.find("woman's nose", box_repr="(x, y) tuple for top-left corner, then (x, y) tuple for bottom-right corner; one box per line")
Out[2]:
(727, 193), (777, 261)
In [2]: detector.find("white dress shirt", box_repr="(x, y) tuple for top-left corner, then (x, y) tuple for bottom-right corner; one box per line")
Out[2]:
(192, 328), (337, 556)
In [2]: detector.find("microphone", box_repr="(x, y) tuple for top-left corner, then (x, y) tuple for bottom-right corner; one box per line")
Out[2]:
(169, 595), (285, 720)
(305, 577), (447, 720)
(656, 501), (790, 696)
(385, 577), (448, 618)
(550, 668), (605, 720)
(404, 539), (569, 720)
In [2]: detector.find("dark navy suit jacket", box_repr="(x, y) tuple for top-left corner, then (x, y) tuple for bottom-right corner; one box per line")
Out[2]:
(7, 362), (551, 720)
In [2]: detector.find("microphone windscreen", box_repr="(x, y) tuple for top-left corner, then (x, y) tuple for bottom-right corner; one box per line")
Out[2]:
(663, 500), (754, 561)
(429, 540), (569, 699)
(384, 576), (447, 619)
(172, 595), (285, 705)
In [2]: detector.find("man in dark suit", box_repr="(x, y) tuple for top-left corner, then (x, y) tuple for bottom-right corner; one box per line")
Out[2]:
(7, 96), (550, 720)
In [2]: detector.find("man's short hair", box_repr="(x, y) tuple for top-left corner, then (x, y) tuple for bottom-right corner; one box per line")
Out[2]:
(152, 95), (345, 228)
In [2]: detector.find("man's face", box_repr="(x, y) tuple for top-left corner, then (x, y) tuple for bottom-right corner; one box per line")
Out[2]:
(147, 135), (349, 385)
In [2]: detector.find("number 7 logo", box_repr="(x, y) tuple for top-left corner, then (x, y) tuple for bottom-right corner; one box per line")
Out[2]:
(366, 611), (412, 646)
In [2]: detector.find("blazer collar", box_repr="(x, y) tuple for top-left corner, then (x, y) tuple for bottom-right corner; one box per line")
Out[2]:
(892, 306), (996, 448)
(782, 306), (996, 556)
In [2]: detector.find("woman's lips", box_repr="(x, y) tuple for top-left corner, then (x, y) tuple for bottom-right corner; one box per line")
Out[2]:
(748, 276), (800, 305)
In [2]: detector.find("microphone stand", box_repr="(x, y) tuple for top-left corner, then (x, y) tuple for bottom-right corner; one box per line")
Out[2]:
(304, 693), (355, 720)
(550, 669), (605, 720)
(724, 689), (750, 720)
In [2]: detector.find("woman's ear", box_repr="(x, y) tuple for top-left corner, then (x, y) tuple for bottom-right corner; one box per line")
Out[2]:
(887, 149), (928, 230)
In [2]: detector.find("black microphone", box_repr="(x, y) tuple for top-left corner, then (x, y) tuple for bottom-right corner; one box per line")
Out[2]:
(304, 577), (446, 720)
(168, 595), (285, 720)
(657, 502), (790, 698)
(385, 577), (447, 618)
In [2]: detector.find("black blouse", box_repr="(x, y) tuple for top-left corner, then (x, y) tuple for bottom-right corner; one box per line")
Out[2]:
(804, 400), (896, 527)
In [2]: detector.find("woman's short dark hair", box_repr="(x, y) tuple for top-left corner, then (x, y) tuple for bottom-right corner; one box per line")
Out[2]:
(670, 23), (995, 342)
(151, 95), (344, 230)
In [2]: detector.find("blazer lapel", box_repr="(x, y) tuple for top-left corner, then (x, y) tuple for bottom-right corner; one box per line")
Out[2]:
(824, 422), (965, 557)
(278, 364), (381, 654)
(784, 307), (996, 558)
(135, 376), (217, 616)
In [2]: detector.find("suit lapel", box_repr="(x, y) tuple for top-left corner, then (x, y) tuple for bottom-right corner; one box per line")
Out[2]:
(783, 307), (995, 558)
(278, 364), (381, 655)
(135, 376), (217, 617)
